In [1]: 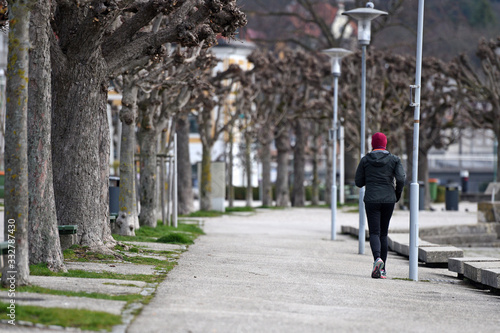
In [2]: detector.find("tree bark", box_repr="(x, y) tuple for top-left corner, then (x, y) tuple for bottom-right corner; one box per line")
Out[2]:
(176, 115), (194, 215)
(245, 133), (252, 207)
(275, 127), (290, 207)
(325, 137), (332, 206)
(117, 77), (138, 235)
(27, 0), (66, 272)
(200, 144), (212, 211)
(310, 124), (320, 206)
(139, 129), (158, 227)
(292, 120), (306, 207)
(51, 46), (113, 253)
(260, 140), (273, 207)
(227, 130), (234, 208)
(2, 0), (31, 287)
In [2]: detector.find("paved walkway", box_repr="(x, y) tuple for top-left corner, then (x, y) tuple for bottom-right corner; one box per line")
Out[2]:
(129, 206), (500, 333)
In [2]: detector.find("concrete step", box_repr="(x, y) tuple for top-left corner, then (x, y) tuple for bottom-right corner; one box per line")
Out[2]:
(418, 246), (463, 264)
(448, 257), (500, 276)
(419, 224), (497, 236)
(463, 261), (500, 283)
(419, 223), (499, 247)
(421, 234), (498, 246)
(481, 268), (500, 289)
(340, 225), (369, 240)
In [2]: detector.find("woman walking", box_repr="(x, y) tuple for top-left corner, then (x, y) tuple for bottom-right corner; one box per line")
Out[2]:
(355, 132), (406, 279)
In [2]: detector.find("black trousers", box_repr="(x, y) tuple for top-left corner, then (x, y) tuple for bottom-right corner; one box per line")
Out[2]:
(365, 202), (395, 270)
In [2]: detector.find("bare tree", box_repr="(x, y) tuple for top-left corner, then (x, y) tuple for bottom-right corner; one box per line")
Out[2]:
(47, 2), (246, 252)
(450, 37), (500, 180)
(191, 64), (246, 211)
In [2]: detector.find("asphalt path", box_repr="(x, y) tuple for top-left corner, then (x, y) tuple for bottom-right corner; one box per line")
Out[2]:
(128, 207), (500, 333)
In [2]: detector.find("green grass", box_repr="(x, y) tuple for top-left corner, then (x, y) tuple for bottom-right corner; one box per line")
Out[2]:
(257, 205), (286, 210)
(113, 234), (157, 243)
(0, 301), (121, 331)
(63, 246), (116, 262)
(181, 210), (223, 218)
(113, 223), (204, 244)
(30, 263), (163, 283)
(138, 223), (204, 237)
(156, 233), (193, 245)
(1, 285), (143, 303)
(224, 206), (255, 213)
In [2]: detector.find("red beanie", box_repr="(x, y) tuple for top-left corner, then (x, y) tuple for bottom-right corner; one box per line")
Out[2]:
(372, 132), (387, 150)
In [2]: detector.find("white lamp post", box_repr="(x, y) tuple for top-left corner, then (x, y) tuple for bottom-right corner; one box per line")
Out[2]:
(343, 2), (387, 254)
(322, 48), (353, 241)
(409, 0), (426, 282)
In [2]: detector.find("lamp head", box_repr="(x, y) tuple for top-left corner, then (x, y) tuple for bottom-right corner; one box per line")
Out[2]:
(342, 4), (388, 45)
(322, 48), (353, 76)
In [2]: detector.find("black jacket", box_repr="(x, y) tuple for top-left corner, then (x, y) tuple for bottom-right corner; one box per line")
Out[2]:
(355, 150), (406, 203)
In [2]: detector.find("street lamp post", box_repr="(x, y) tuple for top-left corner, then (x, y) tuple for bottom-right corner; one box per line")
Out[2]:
(343, 2), (387, 254)
(409, 0), (426, 282)
(322, 48), (353, 241)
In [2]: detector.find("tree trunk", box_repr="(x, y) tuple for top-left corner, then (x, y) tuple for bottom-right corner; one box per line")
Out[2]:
(2, 1), (31, 287)
(418, 149), (430, 210)
(200, 144), (212, 211)
(117, 78), (138, 235)
(51, 41), (113, 253)
(311, 125), (320, 206)
(27, 0), (66, 272)
(227, 130), (234, 208)
(176, 115), (194, 215)
(139, 129), (158, 227)
(245, 133), (252, 207)
(275, 127), (290, 207)
(325, 137), (332, 206)
(260, 140), (273, 207)
(496, 131), (500, 182)
(292, 120), (306, 207)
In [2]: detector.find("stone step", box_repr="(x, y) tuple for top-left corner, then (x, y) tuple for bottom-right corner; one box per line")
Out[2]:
(340, 226), (369, 240)
(421, 234), (498, 246)
(481, 268), (500, 289)
(419, 224), (497, 236)
(448, 257), (500, 276)
(463, 261), (500, 283)
(418, 246), (463, 264)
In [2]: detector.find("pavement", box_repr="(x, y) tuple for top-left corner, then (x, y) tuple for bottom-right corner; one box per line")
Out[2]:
(2, 202), (500, 332)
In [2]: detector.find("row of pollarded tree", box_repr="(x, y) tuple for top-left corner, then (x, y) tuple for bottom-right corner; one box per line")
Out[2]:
(199, 36), (500, 213)
(2, 0), (247, 287)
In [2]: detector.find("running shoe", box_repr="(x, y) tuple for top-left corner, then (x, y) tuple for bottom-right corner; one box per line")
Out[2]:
(380, 269), (387, 279)
(371, 258), (384, 279)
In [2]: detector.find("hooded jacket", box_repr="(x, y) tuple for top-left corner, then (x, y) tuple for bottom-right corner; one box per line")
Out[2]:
(355, 150), (406, 203)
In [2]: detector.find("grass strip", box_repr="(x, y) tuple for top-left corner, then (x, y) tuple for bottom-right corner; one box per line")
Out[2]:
(0, 285), (144, 303)
(30, 263), (163, 284)
(0, 301), (121, 331)
(224, 206), (255, 213)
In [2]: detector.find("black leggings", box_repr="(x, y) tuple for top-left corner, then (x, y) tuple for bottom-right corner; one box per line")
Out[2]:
(365, 202), (395, 270)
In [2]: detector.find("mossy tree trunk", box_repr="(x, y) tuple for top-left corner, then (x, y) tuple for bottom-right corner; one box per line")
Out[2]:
(200, 144), (212, 211)
(27, 0), (66, 272)
(117, 75), (139, 235)
(245, 132), (252, 207)
(2, 0), (32, 287)
(260, 140), (273, 207)
(275, 125), (290, 207)
(176, 115), (194, 215)
(292, 119), (306, 207)
(138, 127), (159, 227)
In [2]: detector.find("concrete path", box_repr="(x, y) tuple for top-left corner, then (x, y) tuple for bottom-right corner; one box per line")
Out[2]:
(129, 207), (500, 333)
